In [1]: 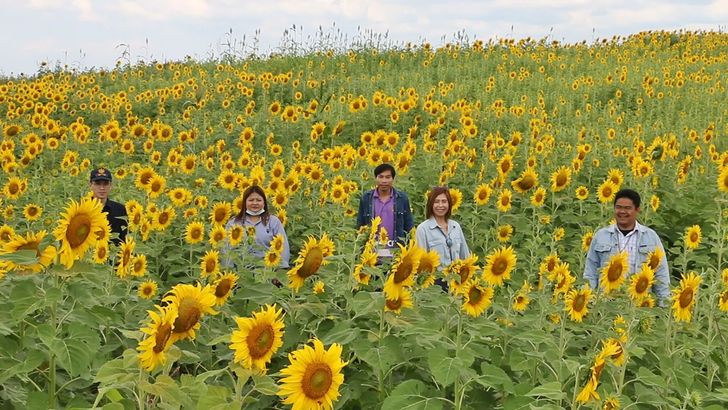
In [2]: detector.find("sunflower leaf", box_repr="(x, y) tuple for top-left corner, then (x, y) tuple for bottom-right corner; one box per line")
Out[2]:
(381, 379), (444, 410)
(525, 381), (566, 400)
(427, 349), (472, 387)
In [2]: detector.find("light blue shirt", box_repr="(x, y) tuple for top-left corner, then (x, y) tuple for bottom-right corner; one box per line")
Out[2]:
(222, 215), (290, 268)
(583, 221), (670, 302)
(415, 217), (470, 268)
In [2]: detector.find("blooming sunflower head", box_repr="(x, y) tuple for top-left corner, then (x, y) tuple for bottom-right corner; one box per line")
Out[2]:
(482, 246), (517, 287)
(163, 283), (218, 343)
(230, 304), (285, 373)
(600, 252), (628, 294)
(53, 197), (109, 269)
(461, 280), (494, 317)
(137, 305), (178, 372)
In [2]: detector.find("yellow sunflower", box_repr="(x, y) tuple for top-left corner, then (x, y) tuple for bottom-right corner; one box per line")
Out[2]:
(564, 286), (593, 322)
(646, 247), (664, 270)
(672, 271), (701, 322)
(530, 187), (546, 207)
(229, 225), (244, 246)
(717, 166), (728, 193)
(230, 304), (285, 373)
(496, 224), (513, 242)
(581, 231), (594, 252)
(482, 246), (517, 287)
(131, 254), (148, 277)
(210, 202), (232, 226)
(184, 221), (205, 244)
(208, 224), (227, 248)
(496, 189), (512, 212)
(461, 280), (494, 317)
(383, 239), (422, 298)
(683, 225), (701, 250)
(443, 254), (480, 294)
(385, 287), (414, 314)
(163, 283), (218, 343)
(200, 250), (220, 278)
(473, 183), (492, 206)
(628, 264), (654, 302)
(416, 248), (440, 274)
(287, 234), (335, 292)
(511, 168), (539, 193)
(152, 207), (176, 231)
(575, 185), (589, 200)
(1, 230), (57, 273)
(138, 280), (158, 300)
(137, 305), (178, 372)
(23, 203), (42, 221)
(278, 339), (348, 410)
(213, 272), (238, 306)
(550, 166), (571, 192)
(718, 290), (728, 312)
(92, 243), (109, 264)
(54, 197), (109, 268)
(0, 224), (15, 243)
(313, 281), (325, 294)
(600, 252), (628, 294)
(597, 180), (618, 203)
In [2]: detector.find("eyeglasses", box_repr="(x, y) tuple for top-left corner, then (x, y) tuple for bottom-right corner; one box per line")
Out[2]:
(614, 205), (635, 211)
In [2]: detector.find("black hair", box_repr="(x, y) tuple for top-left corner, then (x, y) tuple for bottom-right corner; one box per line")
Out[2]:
(614, 188), (641, 208)
(374, 163), (396, 178)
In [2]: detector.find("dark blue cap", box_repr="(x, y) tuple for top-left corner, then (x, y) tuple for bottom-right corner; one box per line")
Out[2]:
(90, 167), (112, 182)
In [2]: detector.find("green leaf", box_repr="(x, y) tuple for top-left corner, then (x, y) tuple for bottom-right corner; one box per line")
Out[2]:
(252, 373), (278, 395)
(139, 375), (192, 407)
(381, 379), (444, 410)
(427, 349), (473, 388)
(476, 363), (515, 394)
(637, 367), (666, 388)
(318, 320), (361, 345)
(0, 249), (39, 264)
(525, 381), (566, 400)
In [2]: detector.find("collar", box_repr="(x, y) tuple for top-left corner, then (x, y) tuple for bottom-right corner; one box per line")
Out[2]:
(612, 221), (645, 235)
(426, 217), (454, 230)
(373, 187), (396, 199)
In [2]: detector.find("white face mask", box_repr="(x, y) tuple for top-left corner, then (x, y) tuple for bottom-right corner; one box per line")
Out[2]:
(246, 209), (265, 216)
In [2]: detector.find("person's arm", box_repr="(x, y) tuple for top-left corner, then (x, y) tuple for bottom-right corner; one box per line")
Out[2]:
(402, 193), (414, 235)
(652, 239), (671, 303)
(270, 216), (291, 268)
(583, 233), (601, 289)
(457, 224), (470, 259)
(415, 223), (428, 250)
(356, 191), (369, 228)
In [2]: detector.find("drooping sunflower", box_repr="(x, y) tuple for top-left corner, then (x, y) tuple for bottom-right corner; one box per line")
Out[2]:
(230, 304), (285, 373)
(461, 280), (494, 317)
(444, 254), (480, 294)
(550, 166), (571, 192)
(628, 264), (654, 302)
(385, 287), (414, 314)
(163, 283), (218, 343)
(564, 286), (594, 322)
(184, 221), (205, 244)
(138, 280), (158, 300)
(200, 250), (220, 278)
(54, 197), (110, 268)
(383, 239), (422, 297)
(213, 272), (238, 306)
(683, 225), (701, 250)
(511, 168), (539, 193)
(137, 305), (178, 372)
(482, 246), (517, 287)
(600, 252), (628, 294)
(287, 233), (335, 292)
(1, 230), (57, 273)
(672, 271), (701, 322)
(278, 339), (348, 410)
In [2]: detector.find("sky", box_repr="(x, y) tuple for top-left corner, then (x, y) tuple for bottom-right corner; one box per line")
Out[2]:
(1, 0), (726, 76)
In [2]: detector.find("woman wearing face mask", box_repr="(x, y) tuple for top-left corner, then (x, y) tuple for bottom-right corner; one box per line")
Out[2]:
(223, 185), (290, 268)
(415, 186), (470, 269)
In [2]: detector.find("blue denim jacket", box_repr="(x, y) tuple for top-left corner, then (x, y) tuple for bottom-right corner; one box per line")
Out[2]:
(356, 187), (414, 244)
(583, 222), (670, 302)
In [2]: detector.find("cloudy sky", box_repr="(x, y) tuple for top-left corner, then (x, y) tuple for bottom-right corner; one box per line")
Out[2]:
(1, 0), (725, 76)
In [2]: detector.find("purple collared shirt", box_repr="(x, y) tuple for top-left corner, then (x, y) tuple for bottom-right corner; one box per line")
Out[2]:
(373, 189), (395, 247)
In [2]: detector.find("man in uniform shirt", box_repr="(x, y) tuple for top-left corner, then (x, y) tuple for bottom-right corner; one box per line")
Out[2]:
(89, 168), (128, 246)
(583, 188), (670, 304)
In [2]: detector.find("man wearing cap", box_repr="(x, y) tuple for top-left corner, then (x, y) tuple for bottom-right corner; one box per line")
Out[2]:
(90, 167), (128, 245)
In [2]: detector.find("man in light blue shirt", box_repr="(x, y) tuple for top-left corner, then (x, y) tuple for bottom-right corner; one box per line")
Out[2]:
(583, 188), (670, 303)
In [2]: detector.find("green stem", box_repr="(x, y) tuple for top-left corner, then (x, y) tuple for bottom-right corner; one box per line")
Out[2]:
(454, 309), (464, 410)
(48, 272), (59, 409)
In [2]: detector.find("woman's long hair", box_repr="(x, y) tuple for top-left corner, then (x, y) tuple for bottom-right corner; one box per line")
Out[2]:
(234, 185), (270, 225)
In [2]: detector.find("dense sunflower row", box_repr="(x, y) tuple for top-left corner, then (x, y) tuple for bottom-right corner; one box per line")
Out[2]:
(0, 30), (727, 409)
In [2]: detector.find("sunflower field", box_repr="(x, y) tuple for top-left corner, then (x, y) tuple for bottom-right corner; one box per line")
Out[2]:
(1, 30), (728, 409)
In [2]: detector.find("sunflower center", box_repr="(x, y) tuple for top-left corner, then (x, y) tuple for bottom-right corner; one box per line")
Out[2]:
(556, 174), (567, 186)
(648, 256), (660, 269)
(607, 262), (623, 282)
(679, 288), (694, 308)
(572, 294), (586, 311)
(721, 291), (728, 303)
(518, 176), (535, 190)
(298, 247), (324, 278)
(66, 214), (92, 248)
(468, 286), (483, 304)
(173, 299), (201, 333)
(17, 241), (41, 257)
(192, 228), (202, 239)
(153, 323), (172, 353)
(635, 276), (649, 294)
(158, 213), (169, 225)
(394, 255), (416, 284)
(492, 257), (508, 276)
(302, 363), (333, 400)
(205, 259), (216, 273)
(690, 232), (698, 242)
(215, 279), (232, 298)
(246, 324), (274, 359)
(386, 297), (402, 311)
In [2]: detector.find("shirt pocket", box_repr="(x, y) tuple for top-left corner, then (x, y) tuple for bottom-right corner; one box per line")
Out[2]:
(594, 242), (613, 254)
(428, 237), (448, 253)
